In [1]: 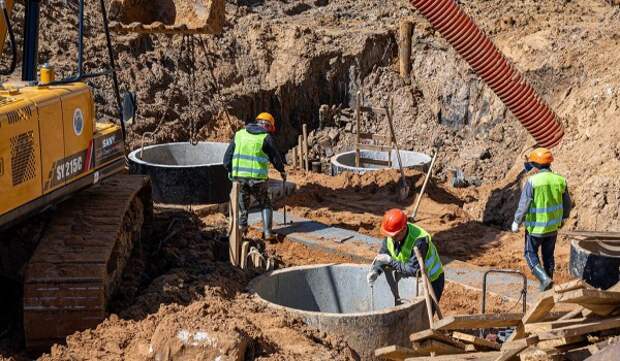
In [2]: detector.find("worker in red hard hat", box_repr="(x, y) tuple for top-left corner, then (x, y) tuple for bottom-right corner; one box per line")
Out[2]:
(512, 147), (571, 291)
(368, 209), (445, 307)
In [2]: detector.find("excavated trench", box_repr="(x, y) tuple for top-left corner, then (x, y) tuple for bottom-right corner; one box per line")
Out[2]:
(250, 264), (428, 360)
(223, 32), (397, 151)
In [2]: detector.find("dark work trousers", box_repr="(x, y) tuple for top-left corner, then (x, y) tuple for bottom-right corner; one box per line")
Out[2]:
(237, 179), (272, 229)
(430, 272), (445, 315)
(524, 231), (557, 278)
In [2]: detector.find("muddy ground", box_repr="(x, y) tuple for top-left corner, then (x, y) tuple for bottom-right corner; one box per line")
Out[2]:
(0, 168), (566, 361)
(1, 0), (618, 359)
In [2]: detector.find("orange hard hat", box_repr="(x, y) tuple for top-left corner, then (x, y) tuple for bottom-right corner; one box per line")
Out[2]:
(381, 209), (408, 237)
(528, 147), (553, 165)
(256, 112), (276, 133)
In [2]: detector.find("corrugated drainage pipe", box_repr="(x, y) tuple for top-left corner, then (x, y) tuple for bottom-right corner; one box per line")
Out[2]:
(410, 0), (564, 148)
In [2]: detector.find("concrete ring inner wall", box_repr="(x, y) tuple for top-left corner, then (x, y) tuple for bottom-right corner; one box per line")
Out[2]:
(249, 264), (428, 360)
(331, 150), (431, 174)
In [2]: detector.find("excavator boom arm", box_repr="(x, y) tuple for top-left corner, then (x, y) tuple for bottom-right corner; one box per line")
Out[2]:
(0, 0), (13, 56)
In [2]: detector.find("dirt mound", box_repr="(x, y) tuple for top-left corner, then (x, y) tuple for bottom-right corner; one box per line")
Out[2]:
(32, 210), (354, 361)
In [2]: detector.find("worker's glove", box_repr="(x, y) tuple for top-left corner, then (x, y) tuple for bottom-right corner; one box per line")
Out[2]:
(367, 270), (379, 284)
(561, 219), (568, 228)
(511, 221), (519, 233)
(280, 172), (287, 181)
(375, 254), (392, 265)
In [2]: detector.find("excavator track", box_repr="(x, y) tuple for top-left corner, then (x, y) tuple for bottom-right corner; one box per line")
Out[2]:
(23, 175), (152, 351)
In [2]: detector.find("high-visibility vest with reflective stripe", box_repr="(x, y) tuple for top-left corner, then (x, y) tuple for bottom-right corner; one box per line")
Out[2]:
(525, 171), (566, 235)
(386, 223), (444, 282)
(232, 129), (269, 180)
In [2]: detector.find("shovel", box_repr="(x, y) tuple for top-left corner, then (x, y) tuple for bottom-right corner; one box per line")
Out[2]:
(281, 179), (288, 225)
(385, 102), (410, 201)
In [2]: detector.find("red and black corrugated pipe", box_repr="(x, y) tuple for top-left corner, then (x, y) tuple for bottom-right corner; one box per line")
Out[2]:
(410, 0), (564, 148)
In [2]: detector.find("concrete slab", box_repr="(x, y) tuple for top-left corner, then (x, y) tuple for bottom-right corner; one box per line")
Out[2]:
(249, 210), (541, 306)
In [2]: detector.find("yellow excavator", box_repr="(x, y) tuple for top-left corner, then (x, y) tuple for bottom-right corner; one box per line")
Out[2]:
(0, 0), (222, 352)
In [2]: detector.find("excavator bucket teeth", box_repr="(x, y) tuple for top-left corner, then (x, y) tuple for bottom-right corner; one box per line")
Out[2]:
(108, 0), (224, 35)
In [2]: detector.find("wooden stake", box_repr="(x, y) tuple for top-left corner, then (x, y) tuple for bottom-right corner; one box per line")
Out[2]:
(355, 91), (361, 167)
(292, 147), (297, 169)
(302, 123), (309, 171)
(411, 152), (438, 222)
(228, 181), (241, 267)
(298, 135), (304, 171)
(399, 19), (414, 81)
(414, 246), (443, 321)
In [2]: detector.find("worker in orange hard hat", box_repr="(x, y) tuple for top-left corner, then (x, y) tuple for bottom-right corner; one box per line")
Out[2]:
(368, 209), (445, 308)
(512, 147), (571, 291)
(223, 112), (286, 239)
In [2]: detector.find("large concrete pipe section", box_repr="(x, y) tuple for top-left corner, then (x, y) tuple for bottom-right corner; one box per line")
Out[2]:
(249, 264), (428, 360)
(409, 0), (564, 148)
(570, 239), (620, 290)
(128, 142), (231, 204)
(331, 149), (431, 175)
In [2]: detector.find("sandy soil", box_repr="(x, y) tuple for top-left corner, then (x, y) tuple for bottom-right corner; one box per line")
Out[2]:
(279, 169), (572, 284)
(1, 0), (617, 358)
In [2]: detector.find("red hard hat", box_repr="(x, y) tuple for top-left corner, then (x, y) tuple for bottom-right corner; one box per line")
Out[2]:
(381, 209), (408, 237)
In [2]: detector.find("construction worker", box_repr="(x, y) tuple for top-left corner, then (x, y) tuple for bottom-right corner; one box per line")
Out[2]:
(368, 209), (445, 305)
(223, 112), (286, 239)
(512, 147), (571, 291)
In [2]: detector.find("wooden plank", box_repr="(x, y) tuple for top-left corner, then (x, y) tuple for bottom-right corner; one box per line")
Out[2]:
(501, 336), (539, 351)
(561, 230), (620, 239)
(228, 181), (241, 267)
(522, 290), (555, 324)
(554, 289), (620, 305)
(519, 348), (563, 361)
(302, 123), (309, 171)
(409, 329), (464, 349)
(562, 336), (620, 361)
(524, 318), (590, 333)
(506, 323), (525, 342)
(433, 313), (523, 331)
(411, 339), (464, 356)
(404, 352), (502, 361)
(358, 143), (393, 152)
(496, 336), (539, 361)
(297, 136), (304, 170)
(554, 279), (589, 293)
(536, 336), (585, 350)
(558, 307), (585, 321)
(399, 19), (413, 80)
(582, 281), (620, 317)
(494, 346), (528, 361)
(374, 345), (420, 360)
(452, 332), (501, 350)
(538, 316), (620, 340)
(581, 303), (620, 317)
(358, 132), (391, 144)
(358, 157), (392, 166)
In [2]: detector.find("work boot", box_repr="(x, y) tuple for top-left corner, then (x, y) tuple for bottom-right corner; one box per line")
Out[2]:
(532, 264), (553, 291)
(262, 208), (274, 240)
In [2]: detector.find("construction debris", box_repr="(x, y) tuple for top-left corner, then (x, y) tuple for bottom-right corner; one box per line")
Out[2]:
(375, 279), (620, 361)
